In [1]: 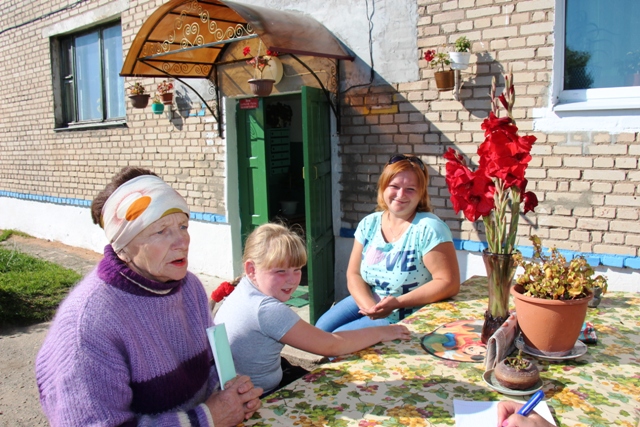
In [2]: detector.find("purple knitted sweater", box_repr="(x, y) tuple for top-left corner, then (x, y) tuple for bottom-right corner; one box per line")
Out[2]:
(36, 245), (219, 427)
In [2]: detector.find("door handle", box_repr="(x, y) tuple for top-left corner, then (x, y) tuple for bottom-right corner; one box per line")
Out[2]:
(302, 166), (319, 179)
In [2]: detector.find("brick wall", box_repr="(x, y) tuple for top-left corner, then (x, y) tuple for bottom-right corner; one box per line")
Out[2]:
(0, 0), (226, 216)
(1, 0), (638, 260)
(339, 0), (640, 258)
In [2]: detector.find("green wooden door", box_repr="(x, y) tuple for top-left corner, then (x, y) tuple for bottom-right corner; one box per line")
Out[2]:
(236, 100), (269, 241)
(302, 86), (335, 324)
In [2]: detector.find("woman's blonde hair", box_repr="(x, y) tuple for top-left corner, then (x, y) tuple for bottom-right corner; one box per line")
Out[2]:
(243, 223), (307, 270)
(376, 157), (432, 212)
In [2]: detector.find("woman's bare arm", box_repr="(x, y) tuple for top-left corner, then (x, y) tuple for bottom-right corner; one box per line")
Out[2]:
(345, 240), (378, 312)
(280, 319), (411, 357)
(367, 241), (460, 318)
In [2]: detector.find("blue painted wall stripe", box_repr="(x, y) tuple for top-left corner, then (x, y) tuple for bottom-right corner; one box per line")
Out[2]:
(3, 191), (638, 269)
(341, 226), (639, 270)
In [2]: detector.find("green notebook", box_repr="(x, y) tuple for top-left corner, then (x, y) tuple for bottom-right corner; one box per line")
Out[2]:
(206, 324), (237, 390)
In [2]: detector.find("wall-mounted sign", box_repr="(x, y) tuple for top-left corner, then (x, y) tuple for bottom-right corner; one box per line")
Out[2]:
(239, 98), (259, 110)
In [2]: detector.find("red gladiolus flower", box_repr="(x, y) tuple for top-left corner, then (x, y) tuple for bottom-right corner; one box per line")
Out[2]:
(443, 73), (538, 255)
(211, 281), (236, 302)
(523, 191), (538, 214)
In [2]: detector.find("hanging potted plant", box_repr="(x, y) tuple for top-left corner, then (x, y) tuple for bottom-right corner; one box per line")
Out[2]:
(127, 82), (150, 108)
(151, 95), (165, 114)
(449, 36), (472, 70)
(425, 46), (454, 91)
(444, 72), (539, 344)
(157, 80), (174, 104)
(243, 46), (278, 97)
(512, 235), (608, 355)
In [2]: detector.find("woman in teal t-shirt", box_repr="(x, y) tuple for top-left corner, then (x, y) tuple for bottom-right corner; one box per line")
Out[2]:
(316, 155), (461, 332)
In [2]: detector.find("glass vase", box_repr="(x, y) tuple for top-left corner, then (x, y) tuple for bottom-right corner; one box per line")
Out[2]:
(481, 249), (517, 344)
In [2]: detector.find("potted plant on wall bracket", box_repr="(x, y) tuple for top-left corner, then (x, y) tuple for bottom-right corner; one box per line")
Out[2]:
(128, 82), (150, 108)
(425, 46), (454, 91)
(151, 95), (165, 114)
(512, 235), (608, 356)
(157, 80), (174, 104)
(243, 45), (279, 97)
(449, 36), (471, 70)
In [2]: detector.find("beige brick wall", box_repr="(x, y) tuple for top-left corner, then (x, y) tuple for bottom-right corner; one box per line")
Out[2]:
(0, 0), (225, 215)
(339, 0), (640, 259)
(0, 0), (638, 260)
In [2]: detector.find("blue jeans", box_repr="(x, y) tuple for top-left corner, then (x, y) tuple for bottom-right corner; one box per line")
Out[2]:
(315, 295), (390, 332)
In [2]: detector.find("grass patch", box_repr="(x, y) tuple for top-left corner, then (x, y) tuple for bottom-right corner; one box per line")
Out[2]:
(0, 247), (81, 327)
(0, 229), (32, 242)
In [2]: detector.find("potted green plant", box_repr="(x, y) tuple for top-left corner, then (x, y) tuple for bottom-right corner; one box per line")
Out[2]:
(243, 46), (278, 97)
(494, 350), (540, 390)
(424, 46), (454, 91)
(450, 36), (471, 70)
(512, 235), (608, 355)
(128, 82), (150, 108)
(157, 80), (174, 104)
(151, 95), (165, 114)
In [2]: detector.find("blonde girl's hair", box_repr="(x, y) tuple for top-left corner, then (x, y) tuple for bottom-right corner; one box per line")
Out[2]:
(375, 157), (432, 213)
(243, 223), (307, 270)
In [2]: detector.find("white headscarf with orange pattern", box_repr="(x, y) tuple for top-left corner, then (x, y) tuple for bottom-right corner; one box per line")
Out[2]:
(101, 175), (190, 252)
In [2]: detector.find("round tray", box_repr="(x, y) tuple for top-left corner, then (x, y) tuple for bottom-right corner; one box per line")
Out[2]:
(515, 334), (587, 361)
(483, 369), (543, 396)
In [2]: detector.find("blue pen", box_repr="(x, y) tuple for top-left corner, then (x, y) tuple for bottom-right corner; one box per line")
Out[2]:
(517, 390), (545, 416)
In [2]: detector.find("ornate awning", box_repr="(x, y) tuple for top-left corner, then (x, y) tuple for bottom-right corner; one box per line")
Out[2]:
(120, 0), (354, 79)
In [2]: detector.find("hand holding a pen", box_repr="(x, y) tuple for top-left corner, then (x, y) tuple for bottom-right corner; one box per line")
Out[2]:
(497, 390), (555, 427)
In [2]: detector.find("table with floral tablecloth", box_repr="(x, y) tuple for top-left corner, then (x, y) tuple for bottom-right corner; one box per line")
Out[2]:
(243, 276), (640, 427)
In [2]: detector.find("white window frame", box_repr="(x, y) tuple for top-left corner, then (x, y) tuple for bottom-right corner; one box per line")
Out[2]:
(533, 0), (640, 133)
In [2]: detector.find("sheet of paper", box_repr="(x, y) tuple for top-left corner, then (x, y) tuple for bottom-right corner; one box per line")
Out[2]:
(206, 324), (237, 390)
(453, 399), (556, 427)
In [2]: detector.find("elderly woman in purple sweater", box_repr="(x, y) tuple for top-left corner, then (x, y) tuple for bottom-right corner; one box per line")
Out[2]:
(36, 167), (262, 427)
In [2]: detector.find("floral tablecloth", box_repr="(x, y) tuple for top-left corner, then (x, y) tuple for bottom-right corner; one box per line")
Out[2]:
(243, 276), (640, 427)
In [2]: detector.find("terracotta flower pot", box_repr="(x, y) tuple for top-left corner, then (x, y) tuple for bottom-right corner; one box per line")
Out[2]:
(511, 285), (592, 355)
(494, 357), (540, 390)
(129, 94), (150, 109)
(159, 92), (173, 105)
(248, 79), (275, 97)
(434, 70), (454, 91)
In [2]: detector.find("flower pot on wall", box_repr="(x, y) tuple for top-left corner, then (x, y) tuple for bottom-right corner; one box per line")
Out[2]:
(129, 94), (150, 108)
(449, 52), (471, 70)
(151, 103), (165, 114)
(434, 70), (454, 91)
(248, 79), (275, 97)
(159, 92), (174, 104)
(511, 285), (592, 355)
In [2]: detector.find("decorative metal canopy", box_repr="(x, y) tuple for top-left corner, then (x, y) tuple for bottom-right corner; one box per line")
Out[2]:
(120, 0), (354, 79)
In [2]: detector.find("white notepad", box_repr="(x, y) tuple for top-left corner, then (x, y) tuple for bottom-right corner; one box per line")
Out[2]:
(453, 399), (556, 427)
(206, 324), (237, 390)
